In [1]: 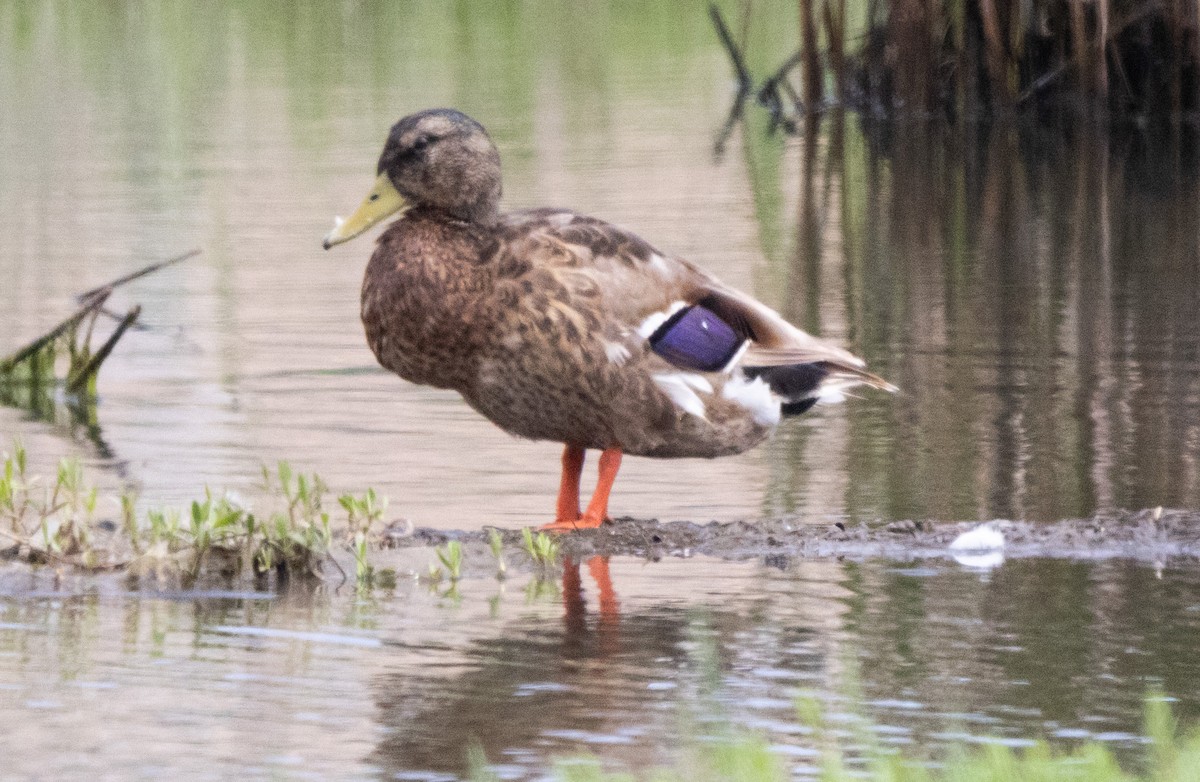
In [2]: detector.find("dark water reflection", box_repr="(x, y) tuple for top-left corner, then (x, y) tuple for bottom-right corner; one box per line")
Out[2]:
(755, 116), (1200, 523)
(368, 556), (1200, 779)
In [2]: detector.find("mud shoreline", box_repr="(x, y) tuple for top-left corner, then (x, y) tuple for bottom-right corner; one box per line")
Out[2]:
(390, 508), (1200, 565)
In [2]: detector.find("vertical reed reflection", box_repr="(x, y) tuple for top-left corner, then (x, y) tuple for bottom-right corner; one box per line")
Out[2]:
(759, 116), (1200, 522)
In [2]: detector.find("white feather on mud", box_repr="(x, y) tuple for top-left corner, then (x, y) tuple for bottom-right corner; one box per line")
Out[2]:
(949, 523), (1006, 551)
(949, 522), (1006, 570)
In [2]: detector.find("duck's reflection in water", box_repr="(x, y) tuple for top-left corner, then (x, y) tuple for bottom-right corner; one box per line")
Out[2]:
(562, 555), (620, 651)
(368, 555), (716, 777)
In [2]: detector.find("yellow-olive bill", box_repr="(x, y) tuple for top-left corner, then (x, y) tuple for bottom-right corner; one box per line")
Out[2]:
(323, 173), (407, 249)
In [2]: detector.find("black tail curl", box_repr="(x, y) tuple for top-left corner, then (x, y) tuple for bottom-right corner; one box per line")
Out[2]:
(743, 363), (829, 417)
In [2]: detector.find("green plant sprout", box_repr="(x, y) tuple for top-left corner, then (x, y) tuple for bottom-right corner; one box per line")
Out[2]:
(437, 540), (463, 581)
(424, 562), (445, 586)
(1, 440), (391, 587)
(486, 528), (507, 579)
(353, 532), (372, 586)
(521, 527), (559, 570)
(339, 488), (387, 537)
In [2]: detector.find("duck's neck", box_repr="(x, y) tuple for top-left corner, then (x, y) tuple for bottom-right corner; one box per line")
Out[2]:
(413, 177), (501, 225)
(359, 211), (494, 390)
(456, 195), (500, 226)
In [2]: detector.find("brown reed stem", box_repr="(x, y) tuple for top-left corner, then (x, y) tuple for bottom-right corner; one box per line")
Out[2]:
(979, 0), (1012, 106)
(823, 0), (846, 103)
(0, 294), (108, 375)
(800, 0), (824, 110)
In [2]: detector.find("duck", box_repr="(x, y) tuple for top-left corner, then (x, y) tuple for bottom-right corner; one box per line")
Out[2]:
(323, 108), (895, 531)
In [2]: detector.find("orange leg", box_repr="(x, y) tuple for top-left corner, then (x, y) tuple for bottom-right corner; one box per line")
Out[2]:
(555, 444), (585, 523)
(541, 445), (585, 530)
(541, 446), (623, 531)
(580, 447), (622, 527)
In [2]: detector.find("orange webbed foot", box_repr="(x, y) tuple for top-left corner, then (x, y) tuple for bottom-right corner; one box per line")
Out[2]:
(539, 514), (609, 532)
(541, 445), (622, 533)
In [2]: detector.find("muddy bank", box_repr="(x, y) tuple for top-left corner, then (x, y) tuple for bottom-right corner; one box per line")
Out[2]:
(388, 508), (1200, 565)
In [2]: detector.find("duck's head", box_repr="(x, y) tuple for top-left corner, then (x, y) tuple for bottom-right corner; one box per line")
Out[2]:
(323, 108), (502, 249)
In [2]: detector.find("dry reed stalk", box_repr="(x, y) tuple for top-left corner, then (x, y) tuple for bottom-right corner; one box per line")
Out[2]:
(823, 0), (846, 103)
(718, 0), (1200, 125)
(1069, 0), (1090, 98)
(1017, 2), (1168, 106)
(947, 0), (967, 119)
(710, 4), (752, 92)
(800, 0), (824, 109)
(979, 0), (1012, 106)
(1195, 0), (1200, 113)
(0, 298), (104, 376)
(893, 0), (940, 112)
(1097, 0), (1110, 101)
(1169, 0), (1184, 116)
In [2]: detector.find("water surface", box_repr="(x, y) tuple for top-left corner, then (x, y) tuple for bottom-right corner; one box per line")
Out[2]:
(3, 2), (1196, 526)
(3, 555), (1199, 780)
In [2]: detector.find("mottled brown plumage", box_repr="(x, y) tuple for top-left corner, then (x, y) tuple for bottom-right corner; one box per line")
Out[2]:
(326, 108), (894, 529)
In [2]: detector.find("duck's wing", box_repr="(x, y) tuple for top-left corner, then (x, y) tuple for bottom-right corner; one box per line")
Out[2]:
(497, 209), (894, 391)
(494, 208), (696, 333)
(696, 284), (896, 391)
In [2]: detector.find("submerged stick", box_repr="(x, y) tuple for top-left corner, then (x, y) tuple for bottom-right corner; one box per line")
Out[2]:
(95, 305), (150, 331)
(714, 95), (748, 157)
(758, 49), (809, 129)
(758, 50), (804, 107)
(79, 250), (198, 331)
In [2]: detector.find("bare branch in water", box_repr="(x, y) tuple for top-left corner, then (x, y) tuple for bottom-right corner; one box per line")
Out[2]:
(0, 292), (110, 374)
(75, 248), (200, 305)
(1, 249), (199, 388)
(67, 306), (142, 393)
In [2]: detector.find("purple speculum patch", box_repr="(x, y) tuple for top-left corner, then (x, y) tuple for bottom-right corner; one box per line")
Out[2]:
(648, 304), (744, 372)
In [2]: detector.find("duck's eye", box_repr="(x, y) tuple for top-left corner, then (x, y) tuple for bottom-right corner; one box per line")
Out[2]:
(411, 136), (431, 153)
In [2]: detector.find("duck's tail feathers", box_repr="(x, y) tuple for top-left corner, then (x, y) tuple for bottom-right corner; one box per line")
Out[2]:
(743, 361), (898, 417)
